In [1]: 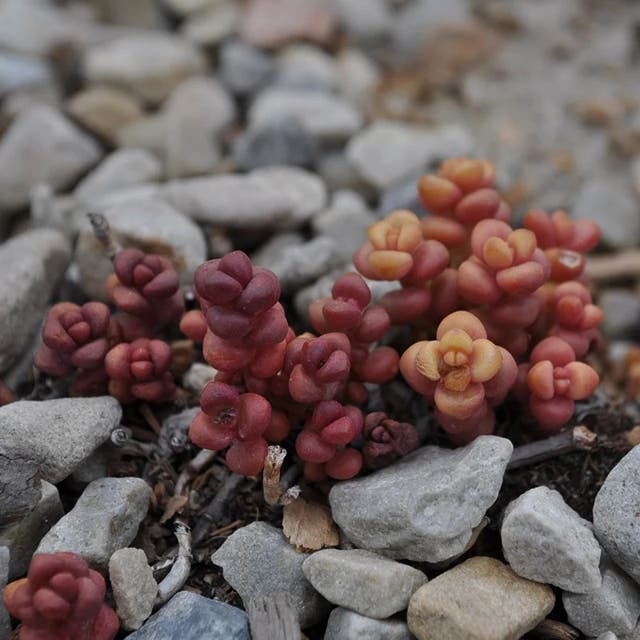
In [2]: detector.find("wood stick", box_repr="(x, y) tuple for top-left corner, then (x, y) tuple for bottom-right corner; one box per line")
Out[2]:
(192, 472), (245, 545)
(586, 250), (640, 281)
(246, 595), (301, 640)
(530, 618), (579, 640)
(154, 521), (192, 606)
(87, 212), (119, 260)
(508, 426), (597, 470)
(173, 449), (216, 497)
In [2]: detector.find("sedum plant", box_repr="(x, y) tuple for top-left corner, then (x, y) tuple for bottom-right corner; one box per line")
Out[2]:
(3, 552), (119, 640)
(33, 156), (603, 482)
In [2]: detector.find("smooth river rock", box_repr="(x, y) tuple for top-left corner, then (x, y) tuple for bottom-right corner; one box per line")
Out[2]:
(407, 556), (555, 640)
(303, 548), (426, 619)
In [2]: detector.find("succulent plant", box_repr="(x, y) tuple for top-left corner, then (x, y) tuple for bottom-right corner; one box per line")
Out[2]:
(188, 381), (274, 475)
(107, 248), (185, 338)
(34, 302), (121, 395)
(105, 338), (176, 403)
(295, 400), (364, 480)
(525, 336), (599, 432)
(2, 552), (119, 640)
(362, 412), (420, 469)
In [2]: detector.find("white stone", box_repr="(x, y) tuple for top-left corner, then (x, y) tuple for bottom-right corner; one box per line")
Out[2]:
(346, 120), (473, 190)
(249, 89), (363, 142)
(303, 549), (427, 618)
(0, 105), (101, 214)
(75, 149), (162, 202)
(109, 548), (158, 630)
(83, 34), (206, 104)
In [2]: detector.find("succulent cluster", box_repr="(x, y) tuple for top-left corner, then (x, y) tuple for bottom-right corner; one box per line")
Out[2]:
(2, 552), (119, 640)
(355, 158), (601, 438)
(34, 156), (602, 482)
(35, 249), (180, 403)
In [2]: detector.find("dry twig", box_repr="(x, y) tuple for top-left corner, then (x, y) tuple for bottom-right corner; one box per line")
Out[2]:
(263, 446), (300, 506)
(174, 450), (216, 496)
(192, 471), (245, 545)
(508, 426), (597, 470)
(586, 250), (640, 282)
(87, 212), (119, 260)
(154, 521), (192, 606)
(246, 595), (301, 640)
(530, 618), (579, 640)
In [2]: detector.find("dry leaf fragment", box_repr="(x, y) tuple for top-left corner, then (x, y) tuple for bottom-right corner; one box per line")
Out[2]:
(160, 494), (189, 523)
(282, 498), (339, 553)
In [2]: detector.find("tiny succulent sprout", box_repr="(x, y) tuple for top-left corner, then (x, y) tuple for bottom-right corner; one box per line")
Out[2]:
(526, 336), (599, 432)
(189, 381), (272, 475)
(524, 209), (600, 282)
(179, 309), (208, 343)
(308, 272), (372, 333)
(107, 248), (185, 336)
(400, 311), (517, 440)
(548, 281), (603, 358)
(35, 302), (121, 395)
(353, 210), (449, 283)
(2, 551), (119, 640)
(105, 338), (176, 403)
(362, 412), (419, 469)
(295, 400), (363, 480)
(457, 219), (550, 304)
(286, 332), (352, 403)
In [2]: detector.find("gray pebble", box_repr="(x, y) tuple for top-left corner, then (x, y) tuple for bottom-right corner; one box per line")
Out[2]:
(274, 44), (338, 92)
(0, 228), (70, 373)
(233, 115), (318, 171)
(219, 39), (274, 97)
(563, 556), (640, 637)
(0, 105), (101, 215)
(598, 290), (640, 340)
(0, 481), (63, 579)
(74, 149), (162, 203)
(347, 120), (473, 191)
(303, 549), (427, 618)
(109, 548), (158, 630)
(324, 607), (414, 640)
(212, 521), (329, 628)
(36, 477), (151, 569)
(82, 33), (206, 104)
(127, 591), (249, 640)
(252, 233), (340, 294)
(574, 179), (640, 249)
(312, 190), (376, 261)
(501, 486), (602, 592)
(0, 397), (121, 526)
(249, 89), (363, 143)
(0, 547), (9, 638)
(593, 445), (640, 584)
(329, 436), (513, 562)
